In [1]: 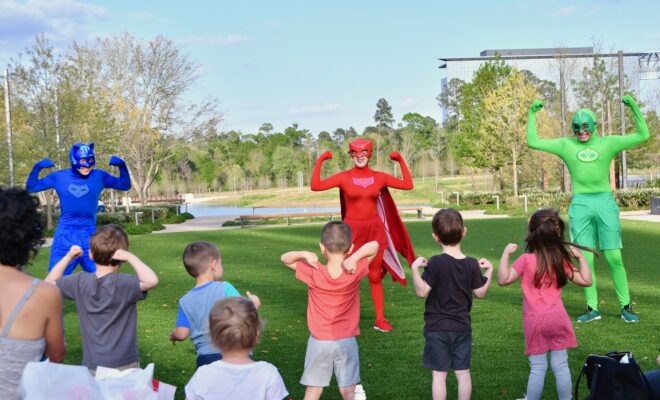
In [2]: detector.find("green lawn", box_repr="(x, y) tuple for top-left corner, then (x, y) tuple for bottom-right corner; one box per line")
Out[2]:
(29, 218), (659, 399)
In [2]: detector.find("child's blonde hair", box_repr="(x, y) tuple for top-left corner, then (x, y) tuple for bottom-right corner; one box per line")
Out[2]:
(209, 297), (263, 353)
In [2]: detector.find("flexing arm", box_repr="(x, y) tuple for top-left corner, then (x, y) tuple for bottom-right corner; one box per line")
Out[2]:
(310, 151), (342, 191)
(608, 95), (651, 152)
(342, 241), (378, 273)
(102, 156), (131, 190)
(497, 243), (520, 286)
(569, 248), (593, 287)
(45, 246), (83, 284)
(281, 251), (319, 270)
(25, 158), (57, 192)
(384, 152), (414, 190)
(473, 258), (494, 299)
(112, 249), (159, 291)
(411, 256), (431, 297)
(526, 100), (565, 156)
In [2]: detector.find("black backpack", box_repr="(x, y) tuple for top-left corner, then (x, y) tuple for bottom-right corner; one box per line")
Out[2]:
(574, 351), (655, 400)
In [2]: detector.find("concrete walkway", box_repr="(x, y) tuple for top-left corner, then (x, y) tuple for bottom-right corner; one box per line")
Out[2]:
(619, 210), (660, 223)
(40, 209), (657, 246)
(154, 209), (510, 235)
(154, 208), (658, 235)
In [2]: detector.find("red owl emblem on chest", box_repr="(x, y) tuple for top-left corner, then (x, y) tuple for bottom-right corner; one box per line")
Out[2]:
(352, 176), (374, 188)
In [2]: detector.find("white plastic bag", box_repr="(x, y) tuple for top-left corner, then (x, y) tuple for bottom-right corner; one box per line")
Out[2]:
(18, 361), (102, 399)
(19, 362), (175, 400)
(96, 363), (158, 400)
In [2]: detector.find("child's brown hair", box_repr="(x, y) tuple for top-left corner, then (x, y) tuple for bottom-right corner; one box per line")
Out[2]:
(525, 208), (596, 288)
(320, 221), (352, 253)
(431, 208), (464, 246)
(183, 242), (220, 277)
(209, 297), (263, 353)
(89, 224), (129, 266)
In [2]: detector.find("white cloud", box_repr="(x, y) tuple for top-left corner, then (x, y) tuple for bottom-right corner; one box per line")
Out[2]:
(288, 102), (341, 116)
(0, 0), (109, 60)
(552, 6), (578, 17)
(177, 35), (250, 47)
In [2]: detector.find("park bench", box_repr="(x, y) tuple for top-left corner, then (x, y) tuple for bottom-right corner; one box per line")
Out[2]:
(238, 207), (424, 228)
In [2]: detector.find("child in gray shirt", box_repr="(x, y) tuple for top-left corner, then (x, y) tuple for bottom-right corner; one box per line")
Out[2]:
(46, 224), (158, 372)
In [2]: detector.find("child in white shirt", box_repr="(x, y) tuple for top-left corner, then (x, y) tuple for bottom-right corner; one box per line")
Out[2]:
(184, 297), (288, 400)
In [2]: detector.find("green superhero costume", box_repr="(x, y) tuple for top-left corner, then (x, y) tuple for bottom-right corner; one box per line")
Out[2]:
(527, 95), (649, 321)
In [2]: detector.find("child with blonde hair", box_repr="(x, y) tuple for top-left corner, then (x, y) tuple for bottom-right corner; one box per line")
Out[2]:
(184, 297), (288, 400)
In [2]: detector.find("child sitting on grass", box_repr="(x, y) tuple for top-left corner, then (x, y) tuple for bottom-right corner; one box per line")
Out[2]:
(46, 224), (158, 373)
(281, 221), (378, 400)
(184, 297), (288, 400)
(170, 241), (260, 368)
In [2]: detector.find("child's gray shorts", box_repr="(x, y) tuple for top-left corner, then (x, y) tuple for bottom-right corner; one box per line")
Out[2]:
(300, 335), (360, 387)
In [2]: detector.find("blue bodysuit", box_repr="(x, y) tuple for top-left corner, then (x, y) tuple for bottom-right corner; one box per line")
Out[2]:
(26, 163), (131, 274)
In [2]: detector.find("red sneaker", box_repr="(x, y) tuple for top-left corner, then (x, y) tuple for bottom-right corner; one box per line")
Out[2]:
(373, 319), (393, 332)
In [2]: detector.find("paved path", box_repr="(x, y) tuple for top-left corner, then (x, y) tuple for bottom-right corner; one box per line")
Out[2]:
(40, 209), (657, 246)
(154, 209), (510, 235)
(619, 210), (660, 223)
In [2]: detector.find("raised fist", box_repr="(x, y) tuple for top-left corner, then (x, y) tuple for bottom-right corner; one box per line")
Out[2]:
(108, 155), (126, 166)
(622, 94), (637, 108)
(530, 100), (544, 113)
(504, 243), (518, 255)
(36, 158), (56, 169)
(319, 151), (333, 161)
(389, 151), (402, 161)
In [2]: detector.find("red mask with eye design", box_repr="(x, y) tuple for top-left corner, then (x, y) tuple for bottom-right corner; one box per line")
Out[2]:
(348, 139), (373, 159)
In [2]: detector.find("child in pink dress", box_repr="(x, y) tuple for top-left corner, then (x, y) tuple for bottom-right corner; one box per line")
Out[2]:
(497, 209), (594, 400)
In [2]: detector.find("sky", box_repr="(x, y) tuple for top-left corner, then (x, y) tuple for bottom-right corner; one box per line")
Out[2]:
(1, 0), (660, 135)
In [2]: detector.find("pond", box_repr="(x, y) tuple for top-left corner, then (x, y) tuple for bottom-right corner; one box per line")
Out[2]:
(182, 203), (341, 218)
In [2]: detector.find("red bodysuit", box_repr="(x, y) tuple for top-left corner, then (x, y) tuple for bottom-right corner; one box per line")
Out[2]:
(311, 147), (415, 330)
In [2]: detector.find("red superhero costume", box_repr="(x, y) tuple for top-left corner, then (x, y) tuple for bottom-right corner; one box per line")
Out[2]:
(311, 139), (416, 332)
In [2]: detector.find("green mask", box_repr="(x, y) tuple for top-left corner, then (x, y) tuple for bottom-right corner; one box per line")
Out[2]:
(571, 109), (597, 136)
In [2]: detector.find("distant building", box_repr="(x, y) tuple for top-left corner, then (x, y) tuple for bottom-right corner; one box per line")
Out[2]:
(438, 47), (645, 125)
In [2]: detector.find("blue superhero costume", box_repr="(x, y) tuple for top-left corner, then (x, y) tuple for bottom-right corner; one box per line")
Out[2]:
(26, 143), (131, 274)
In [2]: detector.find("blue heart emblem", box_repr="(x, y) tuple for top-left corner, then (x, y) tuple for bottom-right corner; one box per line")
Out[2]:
(68, 184), (90, 198)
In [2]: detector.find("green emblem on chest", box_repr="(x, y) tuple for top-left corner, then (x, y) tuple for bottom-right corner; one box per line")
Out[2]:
(576, 148), (599, 162)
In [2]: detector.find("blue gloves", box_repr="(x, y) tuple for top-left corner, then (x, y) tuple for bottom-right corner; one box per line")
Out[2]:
(108, 155), (126, 166)
(36, 158), (56, 169)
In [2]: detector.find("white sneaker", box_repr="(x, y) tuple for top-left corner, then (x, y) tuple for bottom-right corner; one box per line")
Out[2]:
(354, 384), (366, 400)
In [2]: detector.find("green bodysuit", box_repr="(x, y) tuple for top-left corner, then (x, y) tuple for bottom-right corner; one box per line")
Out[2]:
(526, 95), (649, 311)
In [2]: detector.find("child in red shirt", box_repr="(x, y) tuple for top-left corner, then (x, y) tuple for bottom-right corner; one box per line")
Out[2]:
(281, 221), (377, 400)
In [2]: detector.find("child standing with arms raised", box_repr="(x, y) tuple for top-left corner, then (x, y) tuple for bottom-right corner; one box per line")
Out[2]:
(281, 221), (378, 400)
(411, 208), (493, 400)
(498, 209), (593, 400)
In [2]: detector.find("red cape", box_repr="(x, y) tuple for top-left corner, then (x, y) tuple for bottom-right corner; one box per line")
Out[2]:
(340, 188), (416, 286)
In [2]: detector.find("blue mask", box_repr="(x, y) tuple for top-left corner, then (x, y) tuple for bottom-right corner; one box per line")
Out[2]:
(69, 143), (96, 169)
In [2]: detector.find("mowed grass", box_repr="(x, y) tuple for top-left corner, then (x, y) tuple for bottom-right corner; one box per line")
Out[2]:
(29, 218), (659, 399)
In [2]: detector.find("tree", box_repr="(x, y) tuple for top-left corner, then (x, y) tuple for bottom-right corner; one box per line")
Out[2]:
(271, 146), (298, 184)
(447, 59), (511, 181)
(373, 98), (394, 168)
(482, 69), (537, 198)
(87, 34), (221, 204)
(259, 122), (273, 135)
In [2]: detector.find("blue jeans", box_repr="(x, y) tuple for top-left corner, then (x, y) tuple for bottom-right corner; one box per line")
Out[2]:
(644, 369), (660, 399)
(196, 353), (222, 368)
